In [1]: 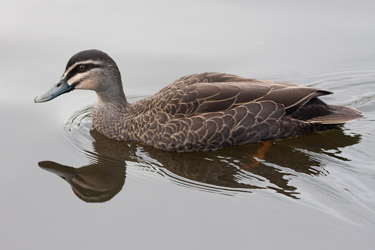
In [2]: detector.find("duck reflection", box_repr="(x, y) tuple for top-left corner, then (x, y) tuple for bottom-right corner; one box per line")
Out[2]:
(39, 158), (125, 203)
(39, 128), (360, 202)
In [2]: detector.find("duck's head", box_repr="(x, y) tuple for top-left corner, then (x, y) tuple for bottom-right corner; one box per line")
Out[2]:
(34, 49), (124, 103)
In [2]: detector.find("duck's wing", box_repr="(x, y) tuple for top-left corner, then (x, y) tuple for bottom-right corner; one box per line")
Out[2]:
(160, 72), (331, 117)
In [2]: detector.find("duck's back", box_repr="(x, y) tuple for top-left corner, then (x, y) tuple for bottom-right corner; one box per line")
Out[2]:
(117, 73), (361, 151)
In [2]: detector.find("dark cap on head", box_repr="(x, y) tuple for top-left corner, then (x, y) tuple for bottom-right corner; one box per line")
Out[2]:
(66, 49), (117, 70)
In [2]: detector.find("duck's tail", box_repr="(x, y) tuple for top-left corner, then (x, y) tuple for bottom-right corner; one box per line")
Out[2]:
(306, 105), (362, 124)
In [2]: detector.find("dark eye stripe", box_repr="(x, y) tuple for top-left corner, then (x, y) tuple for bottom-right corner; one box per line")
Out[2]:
(66, 63), (102, 80)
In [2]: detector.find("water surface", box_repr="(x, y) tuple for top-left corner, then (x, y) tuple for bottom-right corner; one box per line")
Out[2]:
(1, 1), (374, 250)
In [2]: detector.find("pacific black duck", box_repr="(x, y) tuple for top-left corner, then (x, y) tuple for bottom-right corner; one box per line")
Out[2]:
(35, 50), (362, 152)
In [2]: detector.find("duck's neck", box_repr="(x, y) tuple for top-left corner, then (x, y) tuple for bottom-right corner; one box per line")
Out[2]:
(96, 85), (128, 107)
(92, 88), (130, 140)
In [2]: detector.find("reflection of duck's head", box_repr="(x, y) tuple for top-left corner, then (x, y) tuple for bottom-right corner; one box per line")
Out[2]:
(39, 159), (125, 203)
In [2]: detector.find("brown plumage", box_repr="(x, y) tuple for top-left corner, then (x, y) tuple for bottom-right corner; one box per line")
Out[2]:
(35, 50), (362, 152)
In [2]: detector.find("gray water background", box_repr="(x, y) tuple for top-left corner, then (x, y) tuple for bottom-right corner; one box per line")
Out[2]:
(1, 1), (375, 249)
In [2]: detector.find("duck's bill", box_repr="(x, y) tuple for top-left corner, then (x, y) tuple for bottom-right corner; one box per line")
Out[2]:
(34, 78), (74, 103)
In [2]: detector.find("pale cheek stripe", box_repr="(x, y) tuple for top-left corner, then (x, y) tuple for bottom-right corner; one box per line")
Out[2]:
(67, 72), (89, 86)
(66, 68), (101, 86)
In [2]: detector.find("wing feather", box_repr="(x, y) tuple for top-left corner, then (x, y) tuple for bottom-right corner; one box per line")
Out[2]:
(145, 73), (331, 117)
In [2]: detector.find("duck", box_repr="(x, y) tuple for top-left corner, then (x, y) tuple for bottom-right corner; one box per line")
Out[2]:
(34, 49), (362, 152)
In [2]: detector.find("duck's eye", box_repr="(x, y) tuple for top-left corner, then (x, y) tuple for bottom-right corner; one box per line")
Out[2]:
(77, 65), (86, 72)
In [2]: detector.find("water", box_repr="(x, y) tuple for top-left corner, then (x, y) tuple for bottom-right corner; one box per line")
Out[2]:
(1, 1), (375, 249)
